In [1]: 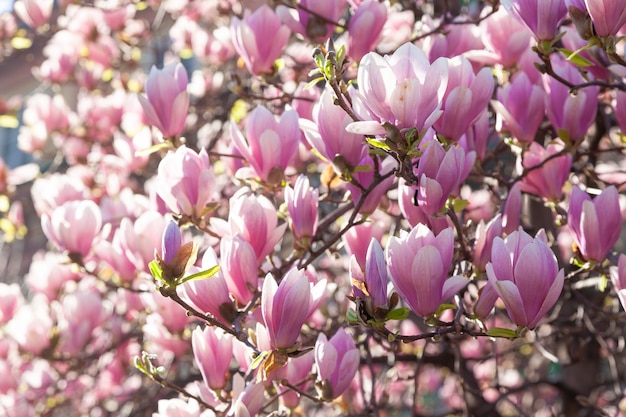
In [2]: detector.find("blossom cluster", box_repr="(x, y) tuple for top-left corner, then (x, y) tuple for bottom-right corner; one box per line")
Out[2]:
(0, 0), (626, 416)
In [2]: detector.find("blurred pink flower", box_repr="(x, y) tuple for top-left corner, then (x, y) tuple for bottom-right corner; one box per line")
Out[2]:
(568, 185), (622, 263)
(284, 175), (319, 242)
(231, 5), (290, 75)
(41, 200), (102, 258)
(138, 62), (189, 138)
(192, 326), (233, 390)
(14, 0), (53, 30)
(347, 1), (387, 62)
(230, 106), (300, 183)
(501, 0), (567, 41)
(315, 328), (359, 399)
(277, 0), (347, 43)
(262, 270), (311, 349)
(610, 254), (626, 311)
(156, 145), (216, 218)
(517, 141), (572, 202)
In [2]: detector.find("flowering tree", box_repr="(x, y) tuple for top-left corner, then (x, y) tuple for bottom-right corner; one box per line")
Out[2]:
(1, 0), (626, 416)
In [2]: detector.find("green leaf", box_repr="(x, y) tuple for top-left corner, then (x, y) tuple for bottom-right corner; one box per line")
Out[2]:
(148, 260), (163, 283)
(353, 164), (373, 173)
(250, 351), (270, 370)
(558, 47), (593, 67)
(336, 44), (346, 66)
(486, 327), (519, 339)
(177, 265), (220, 285)
(386, 307), (410, 321)
(450, 198), (469, 213)
(346, 308), (359, 323)
(304, 76), (325, 90)
(366, 137), (391, 151)
(135, 142), (173, 157)
(434, 303), (457, 318)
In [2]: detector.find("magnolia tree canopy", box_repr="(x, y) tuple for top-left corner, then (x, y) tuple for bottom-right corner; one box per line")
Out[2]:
(1, 0), (626, 416)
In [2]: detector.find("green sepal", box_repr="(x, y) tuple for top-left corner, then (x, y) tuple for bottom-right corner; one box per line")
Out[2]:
(135, 141), (173, 157)
(598, 274), (608, 292)
(386, 307), (410, 321)
(304, 76), (325, 90)
(177, 265), (220, 285)
(486, 327), (519, 339)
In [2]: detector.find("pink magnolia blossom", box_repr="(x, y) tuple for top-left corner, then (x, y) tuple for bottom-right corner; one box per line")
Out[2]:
(178, 248), (237, 325)
(230, 106), (300, 183)
(57, 290), (105, 355)
(314, 328), (359, 400)
(347, 42), (448, 137)
(568, 185), (622, 263)
(138, 62), (189, 138)
(277, 0), (348, 43)
(416, 139), (476, 215)
(192, 326), (233, 390)
(0, 283), (24, 324)
(5, 295), (53, 355)
(501, 0), (568, 41)
(572, 0), (626, 37)
(231, 5), (290, 75)
(473, 214), (504, 272)
(342, 215), (387, 270)
(397, 178), (452, 234)
(517, 141), (572, 202)
(41, 200), (102, 258)
(213, 190), (287, 263)
(284, 175), (319, 241)
(347, 1), (387, 62)
(262, 270), (311, 349)
(350, 238), (389, 311)
(14, 0), (53, 30)
(300, 87), (368, 169)
(386, 224), (469, 317)
(434, 56), (494, 142)
(491, 71), (546, 144)
(502, 184), (522, 235)
(18, 94), (72, 154)
(543, 56), (599, 141)
(345, 155), (396, 214)
(156, 145), (216, 218)
(485, 229), (564, 329)
(465, 7), (532, 68)
(220, 235), (258, 306)
(610, 254), (626, 311)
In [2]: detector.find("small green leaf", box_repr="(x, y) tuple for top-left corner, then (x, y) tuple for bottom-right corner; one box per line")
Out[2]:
(366, 137), (391, 151)
(135, 142), (173, 157)
(304, 76), (325, 90)
(486, 327), (519, 339)
(434, 303), (457, 318)
(386, 307), (410, 321)
(450, 198), (469, 213)
(148, 260), (163, 283)
(347, 308), (359, 323)
(178, 265), (220, 285)
(558, 47), (593, 67)
(250, 351), (270, 370)
(336, 44), (346, 67)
